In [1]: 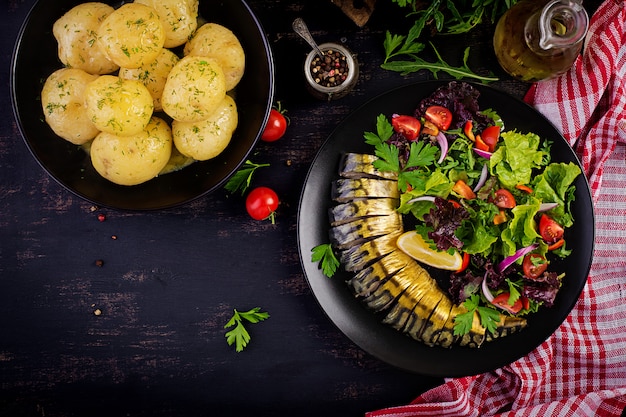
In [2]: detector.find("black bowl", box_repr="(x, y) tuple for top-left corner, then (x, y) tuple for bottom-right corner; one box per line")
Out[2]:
(10, 0), (274, 210)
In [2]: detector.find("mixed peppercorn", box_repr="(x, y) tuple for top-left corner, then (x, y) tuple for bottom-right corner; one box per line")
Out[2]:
(310, 49), (349, 88)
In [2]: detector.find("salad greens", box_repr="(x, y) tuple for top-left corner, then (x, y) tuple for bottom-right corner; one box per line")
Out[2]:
(363, 81), (581, 335)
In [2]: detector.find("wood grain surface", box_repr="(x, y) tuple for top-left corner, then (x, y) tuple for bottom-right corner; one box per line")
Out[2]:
(0, 0), (602, 416)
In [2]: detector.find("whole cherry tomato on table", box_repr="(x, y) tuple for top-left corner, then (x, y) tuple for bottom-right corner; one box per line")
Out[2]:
(246, 186), (279, 223)
(261, 103), (288, 142)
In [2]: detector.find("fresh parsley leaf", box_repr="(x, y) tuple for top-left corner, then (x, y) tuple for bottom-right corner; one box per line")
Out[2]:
(453, 294), (502, 336)
(311, 243), (340, 278)
(224, 307), (269, 352)
(224, 160), (270, 196)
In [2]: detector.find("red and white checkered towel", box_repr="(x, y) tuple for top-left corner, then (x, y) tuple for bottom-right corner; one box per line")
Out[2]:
(368, 1), (626, 416)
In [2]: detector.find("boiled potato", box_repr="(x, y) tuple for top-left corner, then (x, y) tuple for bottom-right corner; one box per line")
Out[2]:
(172, 94), (238, 161)
(52, 2), (119, 75)
(135, 0), (199, 48)
(90, 116), (172, 186)
(97, 3), (165, 69)
(184, 23), (245, 91)
(161, 56), (226, 123)
(41, 68), (100, 145)
(84, 75), (154, 136)
(119, 48), (180, 112)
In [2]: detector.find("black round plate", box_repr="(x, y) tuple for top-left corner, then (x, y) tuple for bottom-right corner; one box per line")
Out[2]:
(297, 80), (594, 377)
(11, 0), (274, 210)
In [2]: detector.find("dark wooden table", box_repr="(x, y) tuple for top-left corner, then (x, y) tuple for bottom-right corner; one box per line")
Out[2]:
(1, 1), (602, 416)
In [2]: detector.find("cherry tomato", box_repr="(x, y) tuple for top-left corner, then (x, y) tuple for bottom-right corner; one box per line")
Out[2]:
(538, 214), (564, 244)
(522, 253), (548, 279)
(425, 105), (453, 131)
(261, 109), (287, 142)
(494, 188), (516, 209)
(491, 292), (523, 314)
(480, 125), (500, 152)
(391, 115), (421, 141)
(246, 186), (279, 222)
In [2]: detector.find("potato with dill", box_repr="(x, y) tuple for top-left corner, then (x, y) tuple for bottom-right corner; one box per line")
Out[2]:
(84, 75), (154, 136)
(41, 68), (100, 145)
(96, 3), (165, 69)
(184, 23), (245, 91)
(172, 94), (238, 161)
(134, 0), (199, 48)
(90, 116), (173, 186)
(52, 2), (119, 75)
(119, 48), (180, 112)
(161, 56), (226, 123)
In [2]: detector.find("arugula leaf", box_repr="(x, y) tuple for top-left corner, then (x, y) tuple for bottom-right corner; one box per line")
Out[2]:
(224, 307), (270, 352)
(382, 43), (498, 83)
(383, 0), (517, 81)
(311, 243), (340, 278)
(224, 160), (270, 196)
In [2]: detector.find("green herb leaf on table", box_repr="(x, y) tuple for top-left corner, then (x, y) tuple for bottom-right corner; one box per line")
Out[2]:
(311, 243), (340, 278)
(224, 307), (270, 352)
(224, 160), (270, 196)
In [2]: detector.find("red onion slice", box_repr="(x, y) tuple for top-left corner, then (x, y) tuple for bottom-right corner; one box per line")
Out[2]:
(496, 243), (539, 273)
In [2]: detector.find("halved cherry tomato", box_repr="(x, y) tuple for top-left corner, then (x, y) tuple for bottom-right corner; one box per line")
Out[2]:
(457, 252), (470, 273)
(491, 292), (523, 314)
(452, 180), (476, 200)
(421, 120), (439, 136)
(521, 295), (530, 311)
(516, 184), (533, 194)
(538, 214), (564, 244)
(391, 115), (421, 141)
(493, 209), (508, 225)
(425, 105), (453, 131)
(480, 125), (500, 152)
(522, 253), (548, 279)
(261, 108), (288, 142)
(494, 188), (516, 209)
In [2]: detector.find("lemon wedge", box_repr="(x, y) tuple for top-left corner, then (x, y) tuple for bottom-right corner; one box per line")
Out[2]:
(396, 231), (463, 271)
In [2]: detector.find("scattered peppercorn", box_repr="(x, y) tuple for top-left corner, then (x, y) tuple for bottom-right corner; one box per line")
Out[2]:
(97, 213), (106, 222)
(310, 49), (349, 88)
(95, 259), (104, 267)
(111, 235), (118, 240)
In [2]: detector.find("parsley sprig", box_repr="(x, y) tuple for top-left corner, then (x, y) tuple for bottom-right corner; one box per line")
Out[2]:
(364, 114), (439, 192)
(224, 307), (270, 352)
(224, 160), (270, 195)
(311, 244), (340, 278)
(453, 294), (502, 336)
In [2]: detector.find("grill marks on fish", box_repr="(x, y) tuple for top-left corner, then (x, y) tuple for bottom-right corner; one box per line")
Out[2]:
(329, 153), (528, 348)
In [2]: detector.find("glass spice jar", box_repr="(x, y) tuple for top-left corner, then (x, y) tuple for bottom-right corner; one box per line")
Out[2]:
(304, 42), (358, 101)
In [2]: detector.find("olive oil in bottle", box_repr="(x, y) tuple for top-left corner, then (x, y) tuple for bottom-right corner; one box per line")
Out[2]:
(493, 0), (588, 82)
